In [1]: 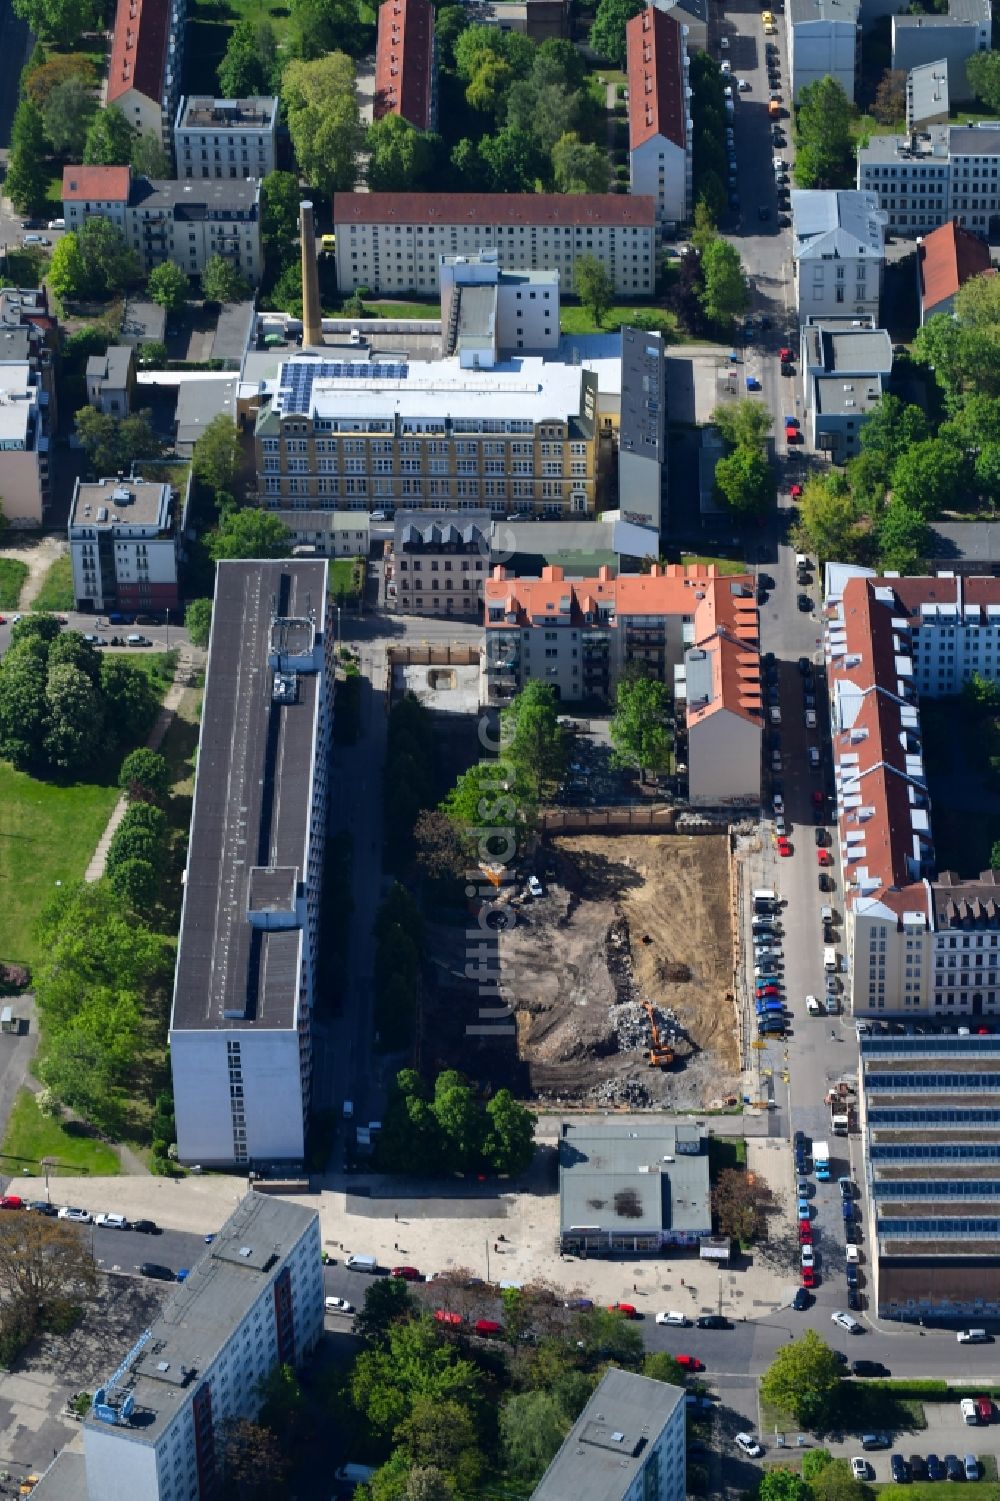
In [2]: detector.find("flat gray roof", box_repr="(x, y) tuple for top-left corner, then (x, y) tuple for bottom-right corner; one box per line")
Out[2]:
(71, 477), (171, 530)
(814, 374), (884, 414)
(806, 327), (893, 374)
(532, 1368), (684, 1501)
(177, 95), (278, 131)
(130, 176), (260, 218)
(27, 1446), (88, 1501)
(620, 326), (666, 465)
(907, 60), (949, 127)
(84, 1194), (317, 1448)
(559, 1120), (709, 1236)
(928, 522), (1000, 563)
(272, 509), (370, 533)
(457, 285), (496, 343)
(212, 300), (255, 365)
(171, 560), (327, 1033)
(789, 0), (859, 24)
(175, 378), (237, 450)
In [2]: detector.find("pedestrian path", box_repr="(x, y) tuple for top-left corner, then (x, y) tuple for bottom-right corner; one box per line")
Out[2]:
(85, 645), (198, 882)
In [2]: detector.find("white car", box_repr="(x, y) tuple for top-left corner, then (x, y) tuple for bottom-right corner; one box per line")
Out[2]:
(325, 1296), (354, 1313)
(737, 78), (751, 91)
(736, 1433), (764, 1458)
(773, 158), (787, 173)
(95, 1213), (128, 1230)
(851, 1460), (870, 1481)
(846, 1244), (860, 1264)
(58, 1206), (92, 1223)
(805, 995), (822, 1014)
(805, 709), (817, 729)
(527, 876), (544, 898)
(800, 1244), (814, 1266)
(655, 1310), (691, 1326)
(831, 1310), (862, 1333)
(720, 35), (729, 48)
(721, 59), (732, 73)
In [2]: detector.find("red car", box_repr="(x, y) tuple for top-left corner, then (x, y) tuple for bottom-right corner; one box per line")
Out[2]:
(799, 1224), (813, 1244)
(0, 1196), (22, 1210)
(608, 1302), (638, 1318)
(786, 428), (803, 444)
(777, 837), (792, 857)
(391, 1265), (422, 1281)
(675, 1354), (704, 1371)
(790, 484), (803, 500)
(779, 347), (793, 361)
(811, 790), (824, 806)
(801, 1266), (818, 1288)
(816, 850), (832, 867)
(757, 985), (781, 998)
(434, 1309), (462, 1326)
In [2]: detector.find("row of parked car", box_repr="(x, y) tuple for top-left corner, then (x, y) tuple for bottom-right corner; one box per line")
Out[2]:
(0, 1196), (160, 1232)
(854, 1453), (982, 1484)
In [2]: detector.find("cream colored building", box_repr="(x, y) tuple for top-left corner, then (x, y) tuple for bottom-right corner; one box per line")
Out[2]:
(333, 192), (657, 298)
(253, 355), (598, 517)
(0, 362), (49, 526)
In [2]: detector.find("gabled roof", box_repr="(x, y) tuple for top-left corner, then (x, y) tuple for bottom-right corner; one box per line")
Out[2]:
(918, 218), (993, 315)
(333, 193), (657, 228)
(62, 165), (131, 203)
(627, 6), (687, 153)
(107, 0), (173, 106)
(792, 189), (886, 263)
(374, 0), (435, 131)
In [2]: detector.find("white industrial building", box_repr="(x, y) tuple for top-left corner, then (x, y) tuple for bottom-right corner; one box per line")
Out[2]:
(174, 95), (278, 180)
(79, 1195), (322, 1501)
(68, 475), (189, 615)
(531, 1367), (686, 1501)
(439, 251), (560, 362)
(791, 189), (886, 323)
(858, 122), (1000, 236)
(170, 560), (332, 1168)
(788, 0), (861, 102)
(626, 6), (692, 231)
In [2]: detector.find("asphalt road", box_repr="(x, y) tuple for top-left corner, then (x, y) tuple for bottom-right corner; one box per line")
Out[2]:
(0, 610), (186, 657)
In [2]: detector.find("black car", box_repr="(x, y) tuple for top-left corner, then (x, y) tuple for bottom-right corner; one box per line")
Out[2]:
(815, 828), (827, 846)
(696, 1315), (732, 1330)
(891, 1456), (909, 1484)
(778, 215), (792, 228)
(846, 1265), (858, 1287)
(781, 359), (795, 374)
(798, 594), (813, 612)
(819, 872), (834, 890)
(945, 1455), (963, 1482)
(140, 1262), (175, 1280)
(27, 1201), (56, 1216)
(852, 1360), (889, 1377)
(927, 1456), (945, 1482)
(792, 1286), (813, 1311)
(759, 574), (775, 591)
(847, 1286), (861, 1310)
(910, 1457), (929, 1482)
(132, 1219), (160, 1234)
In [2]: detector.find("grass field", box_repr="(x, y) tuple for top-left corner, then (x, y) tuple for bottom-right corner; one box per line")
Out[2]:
(880, 1486), (1000, 1501)
(0, 1089), (120, 1177)
(673, 553), (748, 576)
(0, 560), (28, 610)
(30, 555), (74, 613)
(560, 303), (681, 338)
(362, 299), (441, 320)
(0, 765), (120, 966)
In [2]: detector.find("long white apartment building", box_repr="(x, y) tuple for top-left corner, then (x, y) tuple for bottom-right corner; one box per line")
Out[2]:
(252, 354), (599, 517)
(332, 192), (657, 297)
(826, 567), (1000, 1020)
(626, 6), (692, 230)
(170, 560), (332, 1167)
(80, 1194), (322, 1501)
(858, 121), (1000, 236)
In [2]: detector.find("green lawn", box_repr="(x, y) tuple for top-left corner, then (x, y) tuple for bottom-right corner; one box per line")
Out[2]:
(0, 763), (121, 966)
(880, 1487), (1000, 1501)
(0, 1088), (120, 1177)
(0, 560), (28, 610)
(560, 303), (681, 338)
(356, 299), (441, 320)
(30, 555), (74, 613)
(673, 553), (748, 576)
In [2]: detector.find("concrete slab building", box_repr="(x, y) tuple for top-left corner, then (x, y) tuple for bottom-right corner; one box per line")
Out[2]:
(906, 59), (950, 130)
(531, 1368), (686, 1501)
(788, 0), (861, 102)
(558, 1119), (711, 1254)
(892, 0), (990, 99)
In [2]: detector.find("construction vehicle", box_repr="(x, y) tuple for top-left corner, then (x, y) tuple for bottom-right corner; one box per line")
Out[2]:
(643, 1001), (675, 1068)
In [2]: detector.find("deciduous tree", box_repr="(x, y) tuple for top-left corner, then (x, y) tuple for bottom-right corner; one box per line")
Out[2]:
(208, 508), (292, 561)
(131, 131), (171, 178)
(220, 1418), (288, 1499)
(118, 747), (170, 802)
(610, 676), (673, 779)
(74, 407), (161, 476)
(794, 76), (855, 189)
(711, 1165), (772, 1242)
(479, 124), (547, 192)
(715, 444), (772, 514)
(201, 254), (251, 305)
(83, 103), (134, 164)
(5, 99), (49, 218)
(551, 132), (611, 194)
(42, 76), (94, 156)
(482, 1089), (536, 1175)
(872, 68), (906, 125)
(759, 1470), (811, 1501)
(575, 253), (613, 328)
(793, 477), (860, 563)
(760, 1329), (842, 1427)
(367, 115), (441, 192)
(967, 50), (1000, 112)
(261, 170), (304, 270)
(890, 437), (966, 518)
(184, 597), (213, 649)
(700, 237), (748, 325)
(147, 259), (189, 314)
(25, 52), (95, 108)
(12, 0), (97, 47)
(500, 1390), (572, 1481)
(282, 53), (364, 195)
(589, 0), (644, 67)
(0, 1212), (98, 1332)
(218, 19), (280, 97)
(710, 399), (772, 450)
(354, 1274), (416, 1346)
(501, 680), (567, 802)
(351, 1316), (481, 1440)
(192, 412), (243, 494)
(876, 499), (929, 573)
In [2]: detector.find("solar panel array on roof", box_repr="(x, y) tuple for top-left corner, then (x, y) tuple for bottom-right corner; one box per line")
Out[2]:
(276, 360), (410, 415)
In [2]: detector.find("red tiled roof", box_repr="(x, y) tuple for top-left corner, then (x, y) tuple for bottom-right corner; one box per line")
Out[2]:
(333, 193), (657, 228)
(62, 165), (131, 202)
(107, 0), (172, 106)
(374, 0), (435, 132)
(627, 7), (687, 153)
(918, 219), (993, 316)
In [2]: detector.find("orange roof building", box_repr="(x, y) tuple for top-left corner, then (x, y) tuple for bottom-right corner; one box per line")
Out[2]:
(484, 562), (762, 806)
(826, 568), (1000, 1020)
(626, 7), (691, 229)
(374, 0), (437, 132)
(917, 218), (993, 324)
(106, 0), (185, 146)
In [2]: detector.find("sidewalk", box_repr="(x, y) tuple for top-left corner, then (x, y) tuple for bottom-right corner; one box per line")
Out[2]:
(85, 645), (198, 882)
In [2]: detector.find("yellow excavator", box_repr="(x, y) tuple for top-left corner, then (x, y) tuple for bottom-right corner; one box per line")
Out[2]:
(643, 1000), (674, 1069)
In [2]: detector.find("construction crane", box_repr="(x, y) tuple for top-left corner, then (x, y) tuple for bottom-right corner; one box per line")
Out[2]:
(642, 1000), (674, 1069)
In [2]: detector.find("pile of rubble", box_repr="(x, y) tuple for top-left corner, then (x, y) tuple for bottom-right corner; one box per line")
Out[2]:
(590, 1077), (653, 1107)
(610, 999), (681, 1055)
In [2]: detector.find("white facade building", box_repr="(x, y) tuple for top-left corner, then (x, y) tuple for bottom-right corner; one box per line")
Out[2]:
(626, 6), (692, 230)
(531, 1368), (686, 1501)
(788, 0), (861, 102)
(0, 361), (48, 527)
(69, 475), (188, 614)
(800, 317), (893, 458)
(792, 189), (886, 323)
(858, 122), (1000, 236)
(170, 560), (332, 1167)
(439, 251), (560, 363)
(174, 96), (278, 180)
(333, 192), (657, 297)
(83, 1194), (322, 1501)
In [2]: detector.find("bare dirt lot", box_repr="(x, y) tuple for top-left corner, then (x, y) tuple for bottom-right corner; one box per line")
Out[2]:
(497, 833), (739, 1109)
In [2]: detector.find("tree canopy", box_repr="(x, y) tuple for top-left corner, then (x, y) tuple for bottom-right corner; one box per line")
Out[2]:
(760, 1330), (843, 1427)
(74, 407), (161, 477)
(208, 508), (292, 561)
(501, 681), (567, 802)
(376, 1068), (536, 1177)
(83, 104), (135, 165)
(282, 53), (364, 195)
(794, 77), (855, 189)
(576, 254), (614, 328)
(609, 677), (672, 778)
(13, 0), (97, 47)
(589, 0), (644, 67)
(147, 259), (189, 314)
(201, 254), (251, 305)
(367, 115), (441, 192)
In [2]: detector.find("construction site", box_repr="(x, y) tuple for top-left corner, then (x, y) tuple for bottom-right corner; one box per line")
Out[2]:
(421, 831), (740, 1110)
